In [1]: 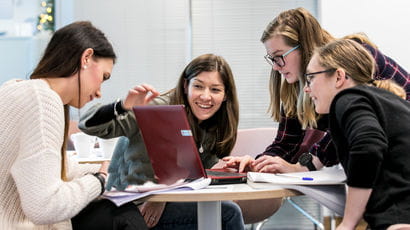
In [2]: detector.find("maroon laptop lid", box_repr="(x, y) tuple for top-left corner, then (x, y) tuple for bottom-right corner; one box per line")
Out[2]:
(132, 105), (206, 184)
(133, 105), (247, 185)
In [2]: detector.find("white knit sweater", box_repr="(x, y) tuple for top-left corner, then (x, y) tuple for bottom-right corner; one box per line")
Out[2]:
(0, 80), (101, 230)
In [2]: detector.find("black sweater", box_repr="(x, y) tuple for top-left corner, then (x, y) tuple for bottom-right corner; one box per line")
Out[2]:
(329, 85), (410, 228)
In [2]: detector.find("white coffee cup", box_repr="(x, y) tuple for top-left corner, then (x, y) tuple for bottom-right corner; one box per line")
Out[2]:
(70, 132), (95, 158)
(98, 137), (119, 159)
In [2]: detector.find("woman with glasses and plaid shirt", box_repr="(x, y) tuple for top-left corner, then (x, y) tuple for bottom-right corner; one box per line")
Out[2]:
(223, 8), (410, 219)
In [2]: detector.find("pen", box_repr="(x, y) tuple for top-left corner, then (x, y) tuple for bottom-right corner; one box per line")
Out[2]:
(275, 174), (314, 181)
(203, 186), (228, 189)
(301, 177), (314, 181)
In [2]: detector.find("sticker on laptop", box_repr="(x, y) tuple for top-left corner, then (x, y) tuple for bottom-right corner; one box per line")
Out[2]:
(181, 130), (193, 136)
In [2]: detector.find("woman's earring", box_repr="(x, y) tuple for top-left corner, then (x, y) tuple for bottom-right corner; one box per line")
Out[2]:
(83, 65), (87, 70)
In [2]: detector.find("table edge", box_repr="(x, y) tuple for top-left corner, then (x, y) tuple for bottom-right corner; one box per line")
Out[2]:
(144, 188), (302, 202)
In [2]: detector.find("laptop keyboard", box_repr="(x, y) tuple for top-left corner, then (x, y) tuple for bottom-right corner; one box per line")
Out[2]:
(206, 170), (245, 177)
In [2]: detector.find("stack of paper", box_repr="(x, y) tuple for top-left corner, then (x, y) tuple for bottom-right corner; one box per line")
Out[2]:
(281, 184), (346, 216)
(103, 177), (211, 206)
(247, 166), (346, 185)
(247, 166), (347, 215)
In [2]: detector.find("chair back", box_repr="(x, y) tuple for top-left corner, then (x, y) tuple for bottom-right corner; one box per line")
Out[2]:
(212, 127), (277, 168)
(230, 127), (277, 158)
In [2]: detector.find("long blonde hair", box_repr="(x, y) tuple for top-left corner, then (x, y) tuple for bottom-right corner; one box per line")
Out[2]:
(343, 32), (378, 49)
(260, 7), (333, 124)
(315, 39), (405, 99)
(301, 33), (380, 128)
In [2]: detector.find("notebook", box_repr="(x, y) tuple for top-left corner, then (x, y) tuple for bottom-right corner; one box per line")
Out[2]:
(132, 105), (247, 185)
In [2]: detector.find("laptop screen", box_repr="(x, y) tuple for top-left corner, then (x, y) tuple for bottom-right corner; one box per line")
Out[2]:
(132, 105), (206, 184)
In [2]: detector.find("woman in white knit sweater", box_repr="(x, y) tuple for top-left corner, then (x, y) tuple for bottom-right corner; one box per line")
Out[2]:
(0, 22), (153, 230)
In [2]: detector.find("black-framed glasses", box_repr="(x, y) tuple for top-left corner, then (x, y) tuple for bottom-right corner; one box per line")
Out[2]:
(304, 68), (336, 87)
(264, 45), (300, 68)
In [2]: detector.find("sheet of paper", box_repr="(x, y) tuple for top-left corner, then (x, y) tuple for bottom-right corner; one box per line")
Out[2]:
(103, 177), (211, 206)
(123, 180), (187, 193)
(247, 166), (346, 185)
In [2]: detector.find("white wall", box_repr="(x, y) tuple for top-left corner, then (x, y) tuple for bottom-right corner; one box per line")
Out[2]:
(68, 0), (190, 119)
(2, 1), (408, 123)
(0, 0), (39, 36)
(0, 0), (46, 84)
(320, 0), (410, 70)
(190, 0), (317, 128)
(67, 0), (318, 127)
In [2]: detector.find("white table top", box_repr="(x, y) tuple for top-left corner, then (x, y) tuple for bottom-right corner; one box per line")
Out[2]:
(143, 182), (302, 202)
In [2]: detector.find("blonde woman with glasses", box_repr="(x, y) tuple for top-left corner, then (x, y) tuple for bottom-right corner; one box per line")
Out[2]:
(305, 38), (410, 230)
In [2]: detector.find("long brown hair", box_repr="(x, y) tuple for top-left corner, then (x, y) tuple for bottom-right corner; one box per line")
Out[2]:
(30, 21), (116, 180)
(260, 7), (334, 127)
(168, 54), (239, 158)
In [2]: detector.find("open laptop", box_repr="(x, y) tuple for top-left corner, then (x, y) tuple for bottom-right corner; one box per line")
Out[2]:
(132, 105), (247, 185)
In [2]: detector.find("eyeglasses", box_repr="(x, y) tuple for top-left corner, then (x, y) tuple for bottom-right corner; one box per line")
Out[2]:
(304, 68), (336, 87)
(264, 45), (300, 68)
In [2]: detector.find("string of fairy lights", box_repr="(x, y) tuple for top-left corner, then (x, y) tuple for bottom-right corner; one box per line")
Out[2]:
(37, 0), (54, 33)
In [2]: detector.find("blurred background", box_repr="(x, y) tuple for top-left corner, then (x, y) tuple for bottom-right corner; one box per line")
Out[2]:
(0, 0), (409, 229)
(1, 0), (409, 128)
